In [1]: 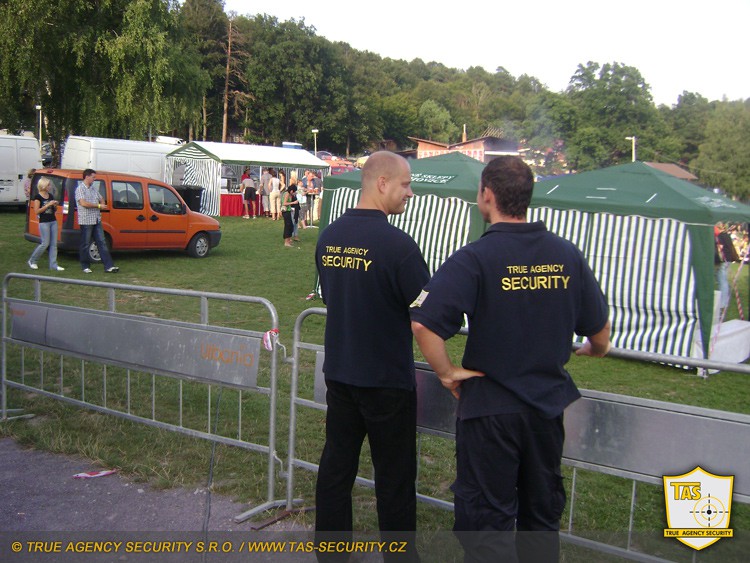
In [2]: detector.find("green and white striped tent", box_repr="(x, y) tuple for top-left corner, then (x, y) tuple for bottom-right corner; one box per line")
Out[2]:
(533, 162), (750, 358)
(323, 157), (750, 359)
(165, 141), (328, 215)
(320, 152), (487, 278)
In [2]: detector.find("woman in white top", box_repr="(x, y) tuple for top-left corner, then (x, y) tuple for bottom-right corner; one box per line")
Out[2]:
(268, 170), (282, 221)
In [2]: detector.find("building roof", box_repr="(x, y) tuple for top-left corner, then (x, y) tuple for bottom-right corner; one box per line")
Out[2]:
(407, 135), (508, 150)
(644, 162), (698, 181)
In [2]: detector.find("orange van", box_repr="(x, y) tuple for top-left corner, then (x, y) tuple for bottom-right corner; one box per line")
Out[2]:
(25, 169), (221, 261)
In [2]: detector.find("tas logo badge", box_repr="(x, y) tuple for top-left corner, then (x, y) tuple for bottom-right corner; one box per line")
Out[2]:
(663, 466), (734, 550)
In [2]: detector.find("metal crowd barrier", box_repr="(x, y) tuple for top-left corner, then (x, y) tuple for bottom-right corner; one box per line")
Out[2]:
(287, 307), (750, 562)
(1, 273), (285, 523)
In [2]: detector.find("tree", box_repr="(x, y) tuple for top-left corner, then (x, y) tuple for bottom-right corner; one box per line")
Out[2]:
(0, 0), (191, 147)
(178, 0), (228, 140)
(418, 100), (458, 143)
(221, 14), (254, 143)
(565, 61), (664, 169)
(521, 91), (578, 174)
(99, 0), (179, 137)
(661, 91), (713, 165)
(381, 93), (420, 148)
(325, 44), (390, 156)
(693, 100), (750, 200)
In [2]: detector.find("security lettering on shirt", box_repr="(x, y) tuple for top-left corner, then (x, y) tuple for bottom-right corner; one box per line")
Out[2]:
(320, 245), (373, 271)
(501, 263), (570, 291)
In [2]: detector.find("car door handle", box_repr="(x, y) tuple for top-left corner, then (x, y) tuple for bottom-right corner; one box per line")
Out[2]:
(150, 215), (159, 222)
(136, 215), (146, 222)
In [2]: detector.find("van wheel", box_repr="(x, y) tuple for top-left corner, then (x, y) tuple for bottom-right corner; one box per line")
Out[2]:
(187, 232), (210, 258)
(88, 234), (112, 263)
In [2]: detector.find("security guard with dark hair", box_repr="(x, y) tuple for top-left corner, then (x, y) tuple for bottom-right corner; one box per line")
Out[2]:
(411, 156), (611, 563)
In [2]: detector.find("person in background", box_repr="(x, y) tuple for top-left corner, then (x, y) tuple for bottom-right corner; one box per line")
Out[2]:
(288, 171), (301, 240)
(259, 167), (271, 217)
(311, 171), (323, 222)
(75, 169), (119, 274)
(314, 151), (428, 562)
(27, 177), (64, 271)
(23, 168), (36, 201)
(715, 223), (739, 313)
(411, 156), (611, 563)
(281, 183), (299, 247)
(241, 169), (256, 219)
(301, 170), (314, 227)
(297, 173), (308, 230)
(268, 169), (281, 221)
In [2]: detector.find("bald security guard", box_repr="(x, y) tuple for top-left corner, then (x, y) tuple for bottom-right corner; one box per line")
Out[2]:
(315, 151), (429, 562)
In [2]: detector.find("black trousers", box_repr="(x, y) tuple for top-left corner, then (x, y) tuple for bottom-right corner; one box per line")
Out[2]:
(282, 210), (294, 239)
(453, 412), (566, 563)
(315, 380), (419, 562)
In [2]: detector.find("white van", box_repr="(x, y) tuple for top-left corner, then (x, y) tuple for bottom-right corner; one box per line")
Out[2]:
(61, 136), (176, 182)
(0, 135), (43, 207)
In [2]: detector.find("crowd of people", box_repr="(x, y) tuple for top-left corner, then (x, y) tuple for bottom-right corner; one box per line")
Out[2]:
(240, 167), (323, 247)
(722, 222), (750, 263)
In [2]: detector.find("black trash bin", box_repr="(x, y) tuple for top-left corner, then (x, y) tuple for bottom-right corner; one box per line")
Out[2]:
(173, 185), (205, 213)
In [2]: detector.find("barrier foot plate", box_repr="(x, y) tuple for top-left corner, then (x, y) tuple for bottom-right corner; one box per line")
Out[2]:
(1, 409), (35, 422)
(245, 501), (309, 530)
(234, 498), (303, 526)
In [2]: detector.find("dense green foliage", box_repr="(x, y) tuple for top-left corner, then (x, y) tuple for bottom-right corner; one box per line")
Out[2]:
(1, 0), (748, 197)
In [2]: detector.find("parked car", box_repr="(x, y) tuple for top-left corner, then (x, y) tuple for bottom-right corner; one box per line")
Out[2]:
(41, 143), (53, 167)
(355, 154), (370, 168)
(329, 161), (356, 175)
(25, 169), (221, 261)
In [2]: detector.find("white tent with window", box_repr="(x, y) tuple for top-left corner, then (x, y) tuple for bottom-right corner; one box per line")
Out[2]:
(165, 141), (329, 215)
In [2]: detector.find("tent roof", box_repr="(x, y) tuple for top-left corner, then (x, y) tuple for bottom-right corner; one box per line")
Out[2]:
(323, 152), (485, 202)
(533, 162), (750, 225)
(167, 141), (329, 170)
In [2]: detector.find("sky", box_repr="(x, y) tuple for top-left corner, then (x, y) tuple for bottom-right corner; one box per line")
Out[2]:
(222, 0), (749, 107)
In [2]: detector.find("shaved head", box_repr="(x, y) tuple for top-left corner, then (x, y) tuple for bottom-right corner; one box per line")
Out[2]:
(357, 151), (413, 215)
(361, 151), (407, 192)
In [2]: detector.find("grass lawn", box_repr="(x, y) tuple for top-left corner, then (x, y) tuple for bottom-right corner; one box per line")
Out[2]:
(1, 207), (748, 561)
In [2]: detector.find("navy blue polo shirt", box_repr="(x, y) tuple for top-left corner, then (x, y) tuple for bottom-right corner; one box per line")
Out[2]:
(316, 208), (430, 390)
(410, 221), (609, 419)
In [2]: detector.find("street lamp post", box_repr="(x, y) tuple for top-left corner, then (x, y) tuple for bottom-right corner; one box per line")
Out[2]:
(625, 136), (637, 162)
(35, 104), (43, 153)
(310, 129), (320, 228)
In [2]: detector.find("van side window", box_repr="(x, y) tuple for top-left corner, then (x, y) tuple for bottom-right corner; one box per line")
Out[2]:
(112, 181), (143, 210)
(95, 180), (107, 204)
(32, 175), (65, 200)
(148, 184), (184, 215)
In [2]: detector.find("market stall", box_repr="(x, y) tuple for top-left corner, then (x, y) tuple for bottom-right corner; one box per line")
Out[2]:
(165, 141), (328, 216)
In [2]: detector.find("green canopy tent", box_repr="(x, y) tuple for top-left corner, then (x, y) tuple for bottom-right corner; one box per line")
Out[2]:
(533, 162), (750, 358)
(319, 152), (487, 275)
